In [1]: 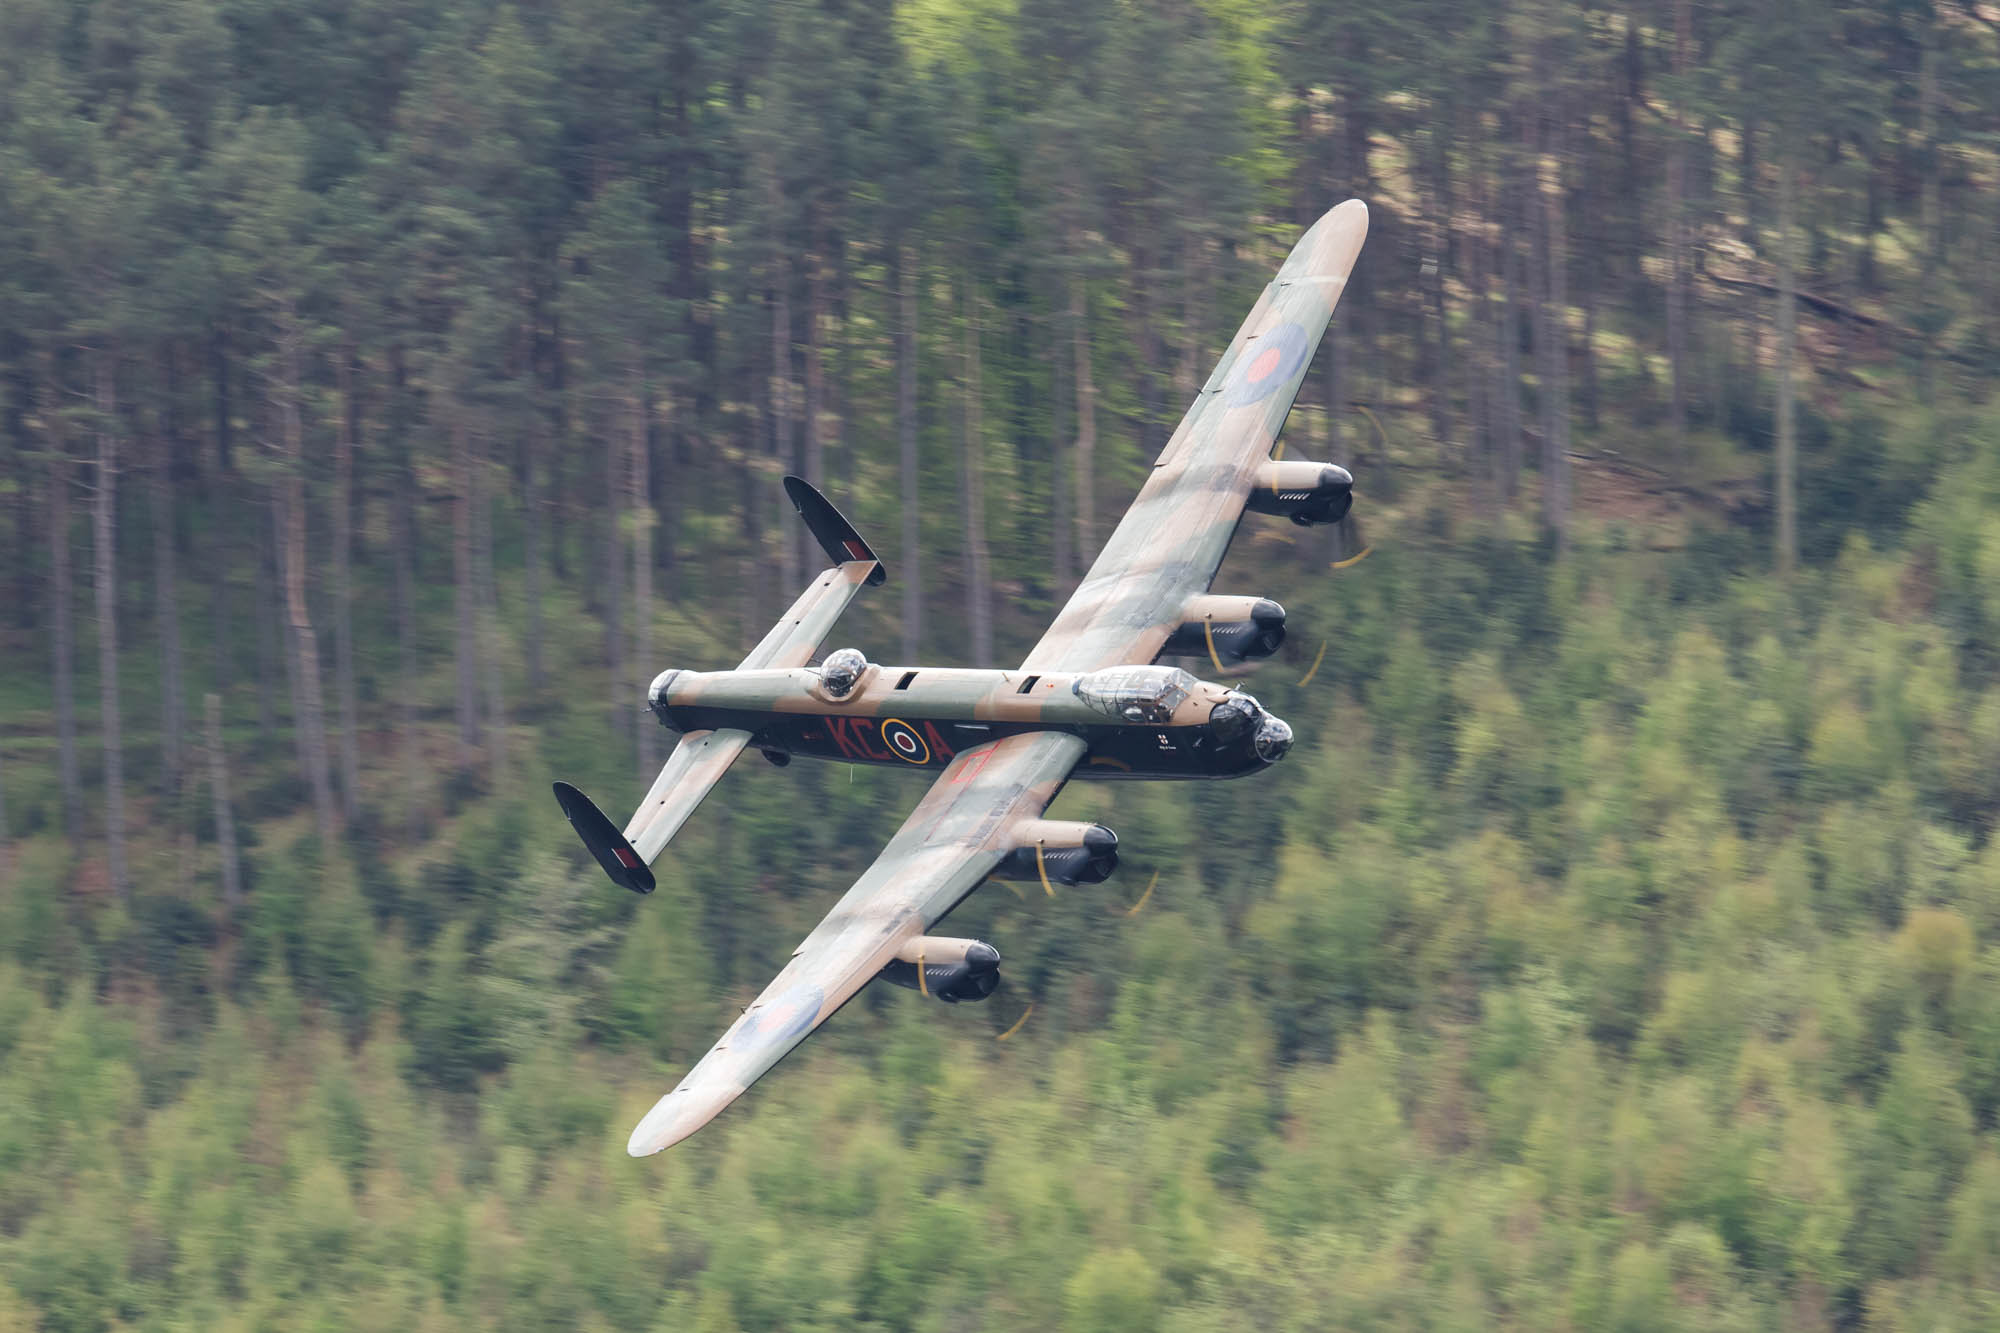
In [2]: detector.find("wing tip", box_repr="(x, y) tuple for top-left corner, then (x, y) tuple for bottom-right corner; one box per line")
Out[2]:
(1283, 198), (1370, 282)
(625, 1082), (742, 1157)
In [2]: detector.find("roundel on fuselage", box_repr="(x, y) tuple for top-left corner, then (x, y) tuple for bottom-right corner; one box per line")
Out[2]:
(880, 718), (930, 765)
(1227, 321), (1311, 407)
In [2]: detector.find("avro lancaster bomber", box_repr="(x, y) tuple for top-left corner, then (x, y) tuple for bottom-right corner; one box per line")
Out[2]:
(555, 199), (1372, 1155)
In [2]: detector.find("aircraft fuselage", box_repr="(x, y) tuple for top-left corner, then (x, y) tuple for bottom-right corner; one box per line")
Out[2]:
(649, 662), (1292, 780)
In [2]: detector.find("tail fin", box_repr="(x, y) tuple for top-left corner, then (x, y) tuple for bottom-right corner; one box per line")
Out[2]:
(739, 478), (886, 670)
(785, 475), (886, 586)
(553, 727), (752, 893)
(553, 781), (655, 894)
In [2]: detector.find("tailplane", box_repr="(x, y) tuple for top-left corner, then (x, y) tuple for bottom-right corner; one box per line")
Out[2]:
(556, 477), (883, 890)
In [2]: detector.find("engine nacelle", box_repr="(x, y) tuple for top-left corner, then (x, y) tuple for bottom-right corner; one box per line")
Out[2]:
(1245, 461), (1353, 526)
(1159, 595), (1286, 664)
(994, 820), (1118, 886)
(879, 936), (1001, 1002)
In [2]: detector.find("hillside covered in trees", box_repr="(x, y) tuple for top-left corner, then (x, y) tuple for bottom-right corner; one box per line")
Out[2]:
(5, 0), (2000, 1328)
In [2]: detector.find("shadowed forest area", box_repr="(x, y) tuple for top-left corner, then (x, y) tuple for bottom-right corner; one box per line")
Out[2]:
(5, 0), (2000, 1327)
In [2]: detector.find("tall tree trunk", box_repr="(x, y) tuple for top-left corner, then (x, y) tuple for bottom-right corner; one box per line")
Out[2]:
(205, 692), (241, 914)
(1540, 115), (1572, 546)
(1127, 234), (1166, 463)
(899, 240), (922, 663)
(805, 249), (826, 492)
(276, 497), (307, 778)
(770, 247), (799, 595)
(1424, 137), (1453, 451)
(205, 469), (229, 703)
(604, 429), (627, 737)
(452, 416), (481, 759)
(473, 435), (506, 781)
(47, 394), (82, 848)
(93, 352), (128, 900)
(276, 316), (337, 846)
(1465, 141), (1494, 486)
(1740, 110), (1760, 245)
(1917, 13), (1940, 397)
(211, 325), (233, 473)
(1070, 277), (1097, 562)
(1178, 233), (1208, 401)
(629, 372), (657, 776)
(1667, 0), (1691, 452)
(523, 421), (544, 693)
(736, 440), (761, 655)
(1618, 11), (1646, 301)
(1050, 302), (1073, 588)
(549, 312), (571, 586)
(332, 345), (361, 821)
(151, 434), (186, 803)
(1498, 152), (1525, 497)
(392, 409), (420, 830)
(1775, 142), (1799, 577)
(254, 490), (278, 743)
(1580, 260), (1600, 432)
(962, 284), (993, 666)
(10, 412), (32, 632)
(1464, 135), (1496, 486)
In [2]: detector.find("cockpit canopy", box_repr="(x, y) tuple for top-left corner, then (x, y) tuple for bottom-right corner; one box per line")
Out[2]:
(819, 647), (869, 698)
(1072, 666), (1196, 724)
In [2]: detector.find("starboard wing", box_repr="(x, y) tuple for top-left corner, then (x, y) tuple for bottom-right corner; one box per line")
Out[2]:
(1021, 199), (1369, 674)
(625, 729), (1086, 1155)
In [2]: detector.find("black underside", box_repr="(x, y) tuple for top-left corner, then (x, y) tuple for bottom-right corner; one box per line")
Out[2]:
(662, 708), (1265, 780)
(551, 781), (656, 894)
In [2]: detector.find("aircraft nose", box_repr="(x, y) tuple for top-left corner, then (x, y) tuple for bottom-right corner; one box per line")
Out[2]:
(1254, 715), (1294, 763)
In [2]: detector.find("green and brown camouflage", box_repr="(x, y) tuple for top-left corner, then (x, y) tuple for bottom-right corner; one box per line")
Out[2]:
(554, 200), (1373, 1156)
(1021, 198), (1369, 674)
(648, 660), (1289, 780)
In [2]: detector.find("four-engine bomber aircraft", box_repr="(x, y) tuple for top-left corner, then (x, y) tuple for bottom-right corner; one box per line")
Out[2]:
(555, 199), (1371, 1155)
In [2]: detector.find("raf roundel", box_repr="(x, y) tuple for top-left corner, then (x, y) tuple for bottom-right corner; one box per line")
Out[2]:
(1226, 321), (1312, 407)
(737, 984), (825, 1051)
(880, 718), (930, 765)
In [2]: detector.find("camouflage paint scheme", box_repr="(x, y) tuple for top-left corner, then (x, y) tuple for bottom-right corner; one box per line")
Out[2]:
(652, 663), (1272, 779)
(600, 200), (1370, 1156)
(1023, 199), (1370, 674)
(620, 560), (881, 859)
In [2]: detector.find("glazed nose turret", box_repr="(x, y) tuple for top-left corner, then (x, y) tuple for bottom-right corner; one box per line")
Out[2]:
(1254, 714), (1294, 763)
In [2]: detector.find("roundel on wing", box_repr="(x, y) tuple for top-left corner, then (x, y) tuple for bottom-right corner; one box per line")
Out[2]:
(881, 718), (930, 765)
(738, 983), (825, 1050)
(1226, 322), (1311, 407)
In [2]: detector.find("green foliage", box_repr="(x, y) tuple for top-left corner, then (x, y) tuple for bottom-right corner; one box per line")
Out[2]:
(5, 0), (2000, 1326)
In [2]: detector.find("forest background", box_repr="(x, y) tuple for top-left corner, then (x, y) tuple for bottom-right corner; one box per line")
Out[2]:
(4, 0), (2000, 1328)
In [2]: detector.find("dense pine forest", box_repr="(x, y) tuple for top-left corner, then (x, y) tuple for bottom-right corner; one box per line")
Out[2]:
(5, 0), (2000, 1327)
